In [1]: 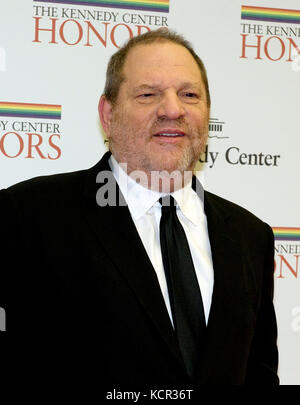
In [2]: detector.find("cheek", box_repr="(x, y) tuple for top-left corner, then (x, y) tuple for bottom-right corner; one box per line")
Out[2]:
(119, 109), (149, 131)
(126, 113), (155, 142)
(191, 110), (209, 132)
(130, 109), (153, 128)
(109, 110), (151, 147)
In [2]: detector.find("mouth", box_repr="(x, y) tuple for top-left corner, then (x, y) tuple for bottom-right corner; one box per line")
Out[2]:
(153, 129), (186, 142)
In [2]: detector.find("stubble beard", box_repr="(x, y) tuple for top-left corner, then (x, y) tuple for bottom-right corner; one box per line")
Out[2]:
(108, 116), (208, 191)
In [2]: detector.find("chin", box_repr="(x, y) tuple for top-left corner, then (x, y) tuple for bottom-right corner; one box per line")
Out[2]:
(163, 153), (195, 173)
(148, 159), (184, 173)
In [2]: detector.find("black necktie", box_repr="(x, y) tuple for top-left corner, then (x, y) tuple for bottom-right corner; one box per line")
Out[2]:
(159, 195), (206, 378)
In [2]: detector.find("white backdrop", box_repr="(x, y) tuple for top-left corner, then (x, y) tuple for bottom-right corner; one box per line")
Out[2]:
(0, 0), (299, 384)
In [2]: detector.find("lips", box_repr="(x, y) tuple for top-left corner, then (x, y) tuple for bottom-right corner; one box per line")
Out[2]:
(153, 129), (185, 138)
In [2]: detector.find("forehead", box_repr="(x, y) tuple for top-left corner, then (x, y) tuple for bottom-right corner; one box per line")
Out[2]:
(122, 41), (203, 88)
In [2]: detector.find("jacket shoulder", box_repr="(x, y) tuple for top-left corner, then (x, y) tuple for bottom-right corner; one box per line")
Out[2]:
(5, 167), (87, 193)
(0, 164), (96, 207)
(204, 190), (272, 234)
(0, 152), (111, 206)
(204, 190), (275, 266)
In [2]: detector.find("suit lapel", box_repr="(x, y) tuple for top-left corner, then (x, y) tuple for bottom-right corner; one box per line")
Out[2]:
(81, 152), (185, 369)
(193, 178), (249, 328)
(196, 191), (251, 382)
(204, 192), (244, 327)
(81, 156), (250, 381)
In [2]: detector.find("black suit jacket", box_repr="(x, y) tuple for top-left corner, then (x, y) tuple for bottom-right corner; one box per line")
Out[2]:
(0, 151), (279, 392)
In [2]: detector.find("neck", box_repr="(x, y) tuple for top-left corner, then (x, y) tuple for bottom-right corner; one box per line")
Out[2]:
(110, 154), (195, 193)
(126, 167), (193, 193)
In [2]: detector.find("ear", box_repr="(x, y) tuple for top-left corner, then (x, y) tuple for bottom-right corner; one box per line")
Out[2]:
(98, 95), (113, 134)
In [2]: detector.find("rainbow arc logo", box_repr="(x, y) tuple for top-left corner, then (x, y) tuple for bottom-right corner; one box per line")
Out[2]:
(242, 5), (300, 25)
(0, 102), (61, 120)
(33, 0), (170, 13)
(272, 227), (300, 241)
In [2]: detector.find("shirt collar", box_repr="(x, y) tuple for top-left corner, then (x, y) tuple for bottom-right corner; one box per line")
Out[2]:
(172, 180), (204, 226)
(109, 155), (161, 220)
(109, 154), (204, 225)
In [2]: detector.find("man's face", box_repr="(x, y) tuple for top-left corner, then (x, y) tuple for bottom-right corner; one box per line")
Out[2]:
(100, 41), (210, 176)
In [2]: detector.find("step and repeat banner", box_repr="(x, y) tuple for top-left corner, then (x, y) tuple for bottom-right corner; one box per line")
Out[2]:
(0, 0), (299, 384)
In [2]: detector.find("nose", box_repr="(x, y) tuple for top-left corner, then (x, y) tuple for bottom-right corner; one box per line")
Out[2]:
(157, 91), (185, 120)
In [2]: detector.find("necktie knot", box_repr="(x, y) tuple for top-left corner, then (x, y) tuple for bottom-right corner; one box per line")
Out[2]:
(159, 195), (176, 213)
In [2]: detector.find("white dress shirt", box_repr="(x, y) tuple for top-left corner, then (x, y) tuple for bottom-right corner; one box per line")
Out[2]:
(109, 155), (214, 325)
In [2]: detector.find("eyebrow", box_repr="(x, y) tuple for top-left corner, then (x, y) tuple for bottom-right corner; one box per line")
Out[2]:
(133, 82), (202, 92)
(133, 84), (160, 92)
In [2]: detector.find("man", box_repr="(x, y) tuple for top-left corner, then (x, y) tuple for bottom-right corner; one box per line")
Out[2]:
(0, 29), (278, 391)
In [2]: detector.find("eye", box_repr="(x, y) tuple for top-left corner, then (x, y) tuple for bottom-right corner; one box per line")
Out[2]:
(140, 93), (154, 98)
(183, 92), (197, 98)
(181, 92), (200, 103)
(136, 93), (157, 104)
